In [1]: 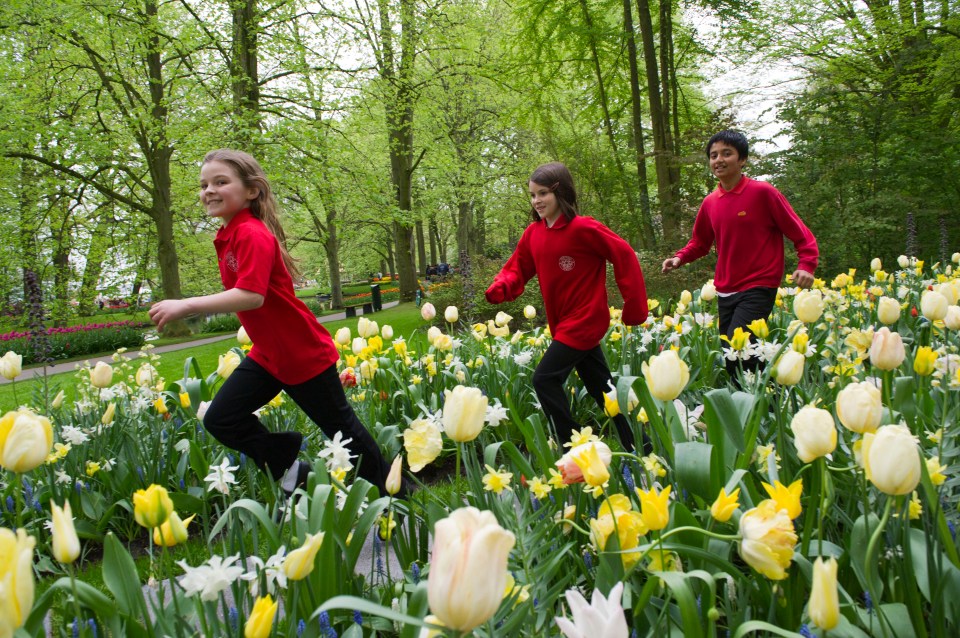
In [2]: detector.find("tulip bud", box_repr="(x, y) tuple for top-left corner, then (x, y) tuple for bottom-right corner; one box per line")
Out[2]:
(773, 350), (805, 386)
(870, 257), (882, 272)
(427, 507), (516, 632)
(351, 337), (367, 355)
(444, 306), (459, 323)
(381, 324), (394, 340)
(0, 351), (22, 380)
(132, 484), (174, 528)
(700, 280), (716, 302)
(876, 296), (900, 325)
(51, 501), (81, 564)
(793, 289), (824, 323)
(921, 290), (948, 322)
(421, 302), (437, 321)
(836, 381), (881, 434)
(335, 327), (351, 346)
(51, 390), (65, 409)
(641, 350), (690, 401)
(790, 406), (837, 463)
(945, 306), (960, 330)
(101, 402), (116, 426)
(216, 351), (241, 379)
(441, 386), (488, 442)
(386, 456), (403, 496)
(153, 511), (194, 547)
(237, 325), (252, 345)
(244, 595), (278, 638)
(523, 305), (536, 319)
(869, 327), (905, 371)
(89, 361), (114, 388)
(0, 527), (35, 634)
(863, 424), (921, 495)
(808, 557), (840, 630)
(0, 408), (54, 473)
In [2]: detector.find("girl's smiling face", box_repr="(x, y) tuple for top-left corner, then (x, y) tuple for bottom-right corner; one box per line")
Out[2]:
(199, 160), (259, 222)
(529, 181), (561, 226)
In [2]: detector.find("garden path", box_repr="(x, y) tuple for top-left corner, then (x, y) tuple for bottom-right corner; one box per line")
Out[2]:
(2, 301), (399, 385)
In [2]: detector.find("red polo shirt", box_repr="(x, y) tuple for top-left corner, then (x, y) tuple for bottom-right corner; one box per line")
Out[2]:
(675, 176), (818, 293)
(214, 209), (338, 384)
(487, 215), (648, 350)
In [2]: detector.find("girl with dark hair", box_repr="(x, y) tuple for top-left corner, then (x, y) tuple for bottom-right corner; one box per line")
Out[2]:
(486, 162), (649, 450)
(149, 149), (396, 497)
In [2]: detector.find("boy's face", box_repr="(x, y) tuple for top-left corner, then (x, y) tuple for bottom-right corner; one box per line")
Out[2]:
(707, 141), (746, 184)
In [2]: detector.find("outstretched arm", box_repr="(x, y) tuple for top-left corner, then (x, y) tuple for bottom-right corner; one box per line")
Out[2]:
(149, 288), (264, 331)
(486, 230), (535, 304)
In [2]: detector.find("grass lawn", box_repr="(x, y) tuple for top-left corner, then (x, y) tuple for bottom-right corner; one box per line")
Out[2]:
(0, 303), (424, 411)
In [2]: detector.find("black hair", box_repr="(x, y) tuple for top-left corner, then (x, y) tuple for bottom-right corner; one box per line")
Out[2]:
(528, 162), (578, 222)
(705, 130), (749, 160)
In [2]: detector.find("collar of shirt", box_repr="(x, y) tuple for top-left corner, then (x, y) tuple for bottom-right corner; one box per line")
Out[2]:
(215, 208), (254, 243)
(543, 213), (572, 230)
(716, 175), (751, 198)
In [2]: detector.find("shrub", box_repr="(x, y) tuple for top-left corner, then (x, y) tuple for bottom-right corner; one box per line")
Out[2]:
(200, 314), (242, 334)
(0, 321), (146, 364)
(426, 256), (544, 325)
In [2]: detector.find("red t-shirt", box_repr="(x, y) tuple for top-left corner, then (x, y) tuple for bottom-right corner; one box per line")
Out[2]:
(674, 176), (818, 293)
(486, 215), (648, 350)
(214, 209), (339, 385)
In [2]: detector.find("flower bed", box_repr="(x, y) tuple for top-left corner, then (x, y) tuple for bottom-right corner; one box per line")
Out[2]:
(0, 321), (147, 364)
(2, 254), (960, 636)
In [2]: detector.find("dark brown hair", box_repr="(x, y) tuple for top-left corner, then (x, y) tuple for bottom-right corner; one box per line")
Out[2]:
(529, 162), (578, 222)
(202, 149), (300, 280)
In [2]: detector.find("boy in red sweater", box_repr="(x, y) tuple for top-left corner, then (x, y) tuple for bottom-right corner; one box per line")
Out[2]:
(662, 130), (818, 380)
(486, 162), (648, 451)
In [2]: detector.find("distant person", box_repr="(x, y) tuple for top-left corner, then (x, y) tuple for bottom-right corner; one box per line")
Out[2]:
(485, 162), (648, 451)
(148, 149), (399, 498)
(661, 130), (818, 380)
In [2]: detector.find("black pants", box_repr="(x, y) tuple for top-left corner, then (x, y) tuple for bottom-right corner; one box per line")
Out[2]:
(203, 357), (389, 493)
(532, 341), (636, 451)
(717, 287), (778, 379)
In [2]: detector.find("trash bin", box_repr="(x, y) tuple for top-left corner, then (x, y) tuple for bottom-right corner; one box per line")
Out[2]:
(370, 283), (382, 312)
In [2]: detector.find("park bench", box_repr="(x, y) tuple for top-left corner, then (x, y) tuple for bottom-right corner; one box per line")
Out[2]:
(344, 301), (374, 317)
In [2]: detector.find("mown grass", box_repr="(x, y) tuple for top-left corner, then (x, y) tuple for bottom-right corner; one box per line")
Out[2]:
(0, 303), (424, 411)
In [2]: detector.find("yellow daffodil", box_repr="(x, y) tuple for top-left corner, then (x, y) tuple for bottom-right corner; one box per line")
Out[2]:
(482, 465), (513, 494)
(637, 485), (671, 531)
(761, 479), (803, 520)
(710, 487), (740, 523)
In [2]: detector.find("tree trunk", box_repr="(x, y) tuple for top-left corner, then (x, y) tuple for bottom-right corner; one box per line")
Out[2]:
(231, 0), (261, 146)
(429, 216), (438, 265)
(623, 0), (655, 246)
(416, 220), (427, 276)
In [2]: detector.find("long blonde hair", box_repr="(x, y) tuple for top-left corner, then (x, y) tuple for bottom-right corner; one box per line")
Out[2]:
(202, 149), (300, 280)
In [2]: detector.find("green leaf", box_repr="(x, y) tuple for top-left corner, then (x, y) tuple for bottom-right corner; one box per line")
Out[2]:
(891, 376), (916, 427)
(850, 513), (883, 598)
(315, 594), (433, 631)
(656, 570), (705, 638)
(101, 533), (148, 621)
(703, 388), (749, 453)
(675, 441), (720, 501)
(208, 498), (279, 548)
(733, 620), (805, 637)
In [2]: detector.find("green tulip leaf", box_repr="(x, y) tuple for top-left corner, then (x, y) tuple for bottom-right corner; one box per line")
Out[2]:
(102, 533), (149, 623)
(208, 498), (279, 548)
(675, 441), (720, 502)
(850, 513), (884, 598)
(655, 570), (706, 638)
(733, 620), (806, 637)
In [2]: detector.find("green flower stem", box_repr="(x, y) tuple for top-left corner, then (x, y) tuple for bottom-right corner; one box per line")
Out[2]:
(385, 498), (393, 585)
(864, 497), (894, 638)
(817, 457), (827, 555)
(67, 563), (86, 637)
(455, 443), (462, 504)
(634, 526), (740, 567)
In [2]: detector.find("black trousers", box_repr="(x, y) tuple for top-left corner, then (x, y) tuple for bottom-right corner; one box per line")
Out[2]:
(203, 357), (389, 493)
(717, 287), (778, 378)
(532, 341), (636, 451)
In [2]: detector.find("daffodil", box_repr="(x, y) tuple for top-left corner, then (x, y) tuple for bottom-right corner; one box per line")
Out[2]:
(761, 479), (803, 519)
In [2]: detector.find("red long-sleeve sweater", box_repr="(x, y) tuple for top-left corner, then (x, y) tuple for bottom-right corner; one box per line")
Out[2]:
(675, 176), (818, 293)
(486, 215), (648, 350)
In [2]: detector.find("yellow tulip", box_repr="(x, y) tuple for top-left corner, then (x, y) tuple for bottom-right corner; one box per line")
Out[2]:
(101, 402), (116, 425)
(570, 444), (611, 487)
(710, 487), (740, 523)
(0, 408), (54, 473)
(179, 392), (191, 408)
(427, 507), (516, 632)
(89, 361), (114, 388)
(808, 556), (840, 630)
(721, 327), (752, 351)
(0, 351), (22, 380)
(790, 406), (837, 463)
(913, 346), (937, 376)
(386, 455), (403, 496)
(637, 485), (671, 531)
(0, 527), (36, 634)
(217, 351), (241, 378)
(738, 499), (797, 580)
(244, 594), (278, 638)
(746, 318), (769, 339)
(836, 381), (882, 434)
(641, 350), (690, 401)
(153, 511), (195, 547)
(862, 425), (920, 495)
(282, 531), (325, 580)
(589, 496), (647, 569)
(403, 418), (443, 472)
(132, 484), (173, 528)
(761, 479), (803, 520)
(794, 289), (824, 323)
(602, 389), (620, 417)
(441, 386), (488, 442)
(51, 501), (80, 564)
(153, 397), (168, 414)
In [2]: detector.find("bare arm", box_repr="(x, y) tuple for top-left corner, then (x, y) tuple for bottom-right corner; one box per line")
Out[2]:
(149, 288), (264, 331)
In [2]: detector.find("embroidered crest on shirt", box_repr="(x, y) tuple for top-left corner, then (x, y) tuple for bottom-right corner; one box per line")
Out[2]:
(737, 211), (747, 217)
(225, 251), (239, 272)
(558, 256), (575, 271)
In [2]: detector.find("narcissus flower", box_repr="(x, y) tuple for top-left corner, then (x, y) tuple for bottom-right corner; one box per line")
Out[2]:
(738, 499), (797, 580)
(710, 487), (740, 523)
(761, 479), (803, 520)
(427, 507), (515, 632)
(482, 465), (513, 493)
(808, 556), (840, 630)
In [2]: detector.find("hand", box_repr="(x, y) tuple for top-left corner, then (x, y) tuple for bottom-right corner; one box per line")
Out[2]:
(149, 299), (191, 331)
(485, 281), (506, 304)
(793, 269), (815, 289)
(662, 257), (681, 273)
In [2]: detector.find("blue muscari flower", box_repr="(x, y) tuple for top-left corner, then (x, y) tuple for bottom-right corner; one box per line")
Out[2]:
(228, 606), (239, 631)
(72, 618), (80, 638)
(863, 591), (873, 613)
(84, 482), (91, 491)
(75, 481), (83, 495)
(318, 611), (337, 638)
(227, 453), (236, 466)
(621, 464), (635, 491)
(33, 500), (42, 512)
(353, 610), (363, 625)
(5, 496), (13, 512)
(161, 428), (168, 441)
(533, 597), (539, 609)
(799, 624), (814, 638)
(530, 492), (541, 512)
(300, 439), (308, 451)
(696, 594), (701, 614)
(136, 466), (144, 480)
(239, 453), (247, 466)
(630, 630), (638, 638)
(87, 618), (98, 638)
(297, 619), (306, 637)
(22, 478), (33, 502)
(179, 479), (185, 490)
(948, 521), (957, 541)
(583, 551), (593, 570)
(174, 417), (183, 428)
(411, 563), (421, 584)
